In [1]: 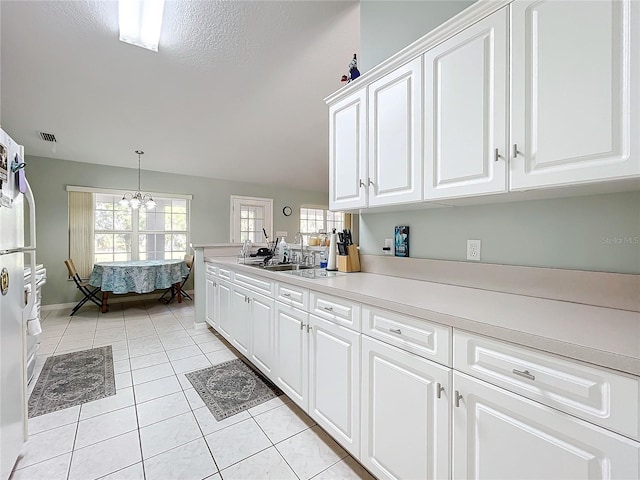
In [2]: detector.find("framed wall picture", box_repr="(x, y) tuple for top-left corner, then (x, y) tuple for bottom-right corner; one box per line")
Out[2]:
(394, 226), (409, 257)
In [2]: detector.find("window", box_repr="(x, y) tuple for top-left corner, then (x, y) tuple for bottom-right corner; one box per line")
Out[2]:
(299, 207), (344, 244)
(230, 195), (273, 243)
(94, 193), (189, 262)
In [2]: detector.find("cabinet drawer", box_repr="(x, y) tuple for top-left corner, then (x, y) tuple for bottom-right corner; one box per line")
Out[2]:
(275, 282), (309, 310)
(362, 306), (451, 367)
(309, 291), (360, 331)
(217, 267), (233, 280)
(205, 263), (217, 277)
(234, 271), (273, 296)
(454, 330), (640, 440)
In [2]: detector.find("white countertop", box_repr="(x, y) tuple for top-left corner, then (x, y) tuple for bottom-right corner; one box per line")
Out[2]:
(206, 257), (640, 376)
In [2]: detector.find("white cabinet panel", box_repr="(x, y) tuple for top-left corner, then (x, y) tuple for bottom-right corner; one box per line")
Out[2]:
(249, 292), (275, 378)
(511, 0), (640, 189)
(453, 371), (640, 480)
(205, 276), (217, 328)
(368, 57), (423, 206)
(424, 8), (508, 199)
(361, 336), (450, 480)
(230, 284), (251, 357)
(215, 279), (232, 341)
(329, 89), (368, 210)
(308, 314), (360, 457)
(362, 305), (451, 366)
(274, 302), (309, 411)
(454, 330), (640, 440)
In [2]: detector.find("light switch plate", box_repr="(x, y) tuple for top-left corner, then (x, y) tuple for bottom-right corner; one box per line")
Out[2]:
(383, 238), (393, 255)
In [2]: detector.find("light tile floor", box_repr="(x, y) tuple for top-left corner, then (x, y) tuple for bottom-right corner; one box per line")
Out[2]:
(10, 300), (375, 480)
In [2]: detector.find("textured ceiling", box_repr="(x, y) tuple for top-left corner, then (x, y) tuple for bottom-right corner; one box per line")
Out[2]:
(0, 0), (360, 192)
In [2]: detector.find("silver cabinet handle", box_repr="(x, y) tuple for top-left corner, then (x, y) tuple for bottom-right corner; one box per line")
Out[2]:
(359, 179), (366, 188)
(368, 177), (375, 186)
(494, 148), (503, 162)
(282, 293), (291, 298)
(513, 143), (521, 158)
(455, 390), (463, 408)
(389, 328), (402, 334)
(436, 383), (445, 399)
(512, 369), (535, 381)
(307, 325), (313, 333)
(300, 323), (305, 330)
(323, 306), (333, 312)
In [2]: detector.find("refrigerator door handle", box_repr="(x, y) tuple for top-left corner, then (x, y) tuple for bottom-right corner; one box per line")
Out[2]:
(23, 176), (37, 323)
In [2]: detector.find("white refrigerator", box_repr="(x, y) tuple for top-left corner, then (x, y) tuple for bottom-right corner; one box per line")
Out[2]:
(0, 127), (36, 480)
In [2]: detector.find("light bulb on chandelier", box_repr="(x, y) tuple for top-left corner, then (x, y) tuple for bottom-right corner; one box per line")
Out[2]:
(120, 150), (156, 210)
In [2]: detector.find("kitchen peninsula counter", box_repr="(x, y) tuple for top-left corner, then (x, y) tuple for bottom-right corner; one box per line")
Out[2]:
(204, 255), (640, 377)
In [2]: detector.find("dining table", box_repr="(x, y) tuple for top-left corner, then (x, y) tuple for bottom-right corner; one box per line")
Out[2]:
(88, 259), (189, 313)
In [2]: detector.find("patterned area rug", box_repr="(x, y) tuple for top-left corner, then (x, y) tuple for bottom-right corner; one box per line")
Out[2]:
(28, 346), (116, 418)
(186, 359), (282, 421)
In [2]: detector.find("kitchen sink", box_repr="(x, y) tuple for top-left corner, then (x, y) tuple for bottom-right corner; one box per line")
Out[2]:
(252, 263), (315, 272)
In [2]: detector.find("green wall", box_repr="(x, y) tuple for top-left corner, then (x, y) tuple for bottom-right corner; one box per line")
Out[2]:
(26, 155), (328, 305)
(359, 0), (474, 72)
(359, 192), (640, 274)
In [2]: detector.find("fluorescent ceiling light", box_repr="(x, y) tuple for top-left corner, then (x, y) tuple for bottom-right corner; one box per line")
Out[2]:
(119, 0), (165, 52)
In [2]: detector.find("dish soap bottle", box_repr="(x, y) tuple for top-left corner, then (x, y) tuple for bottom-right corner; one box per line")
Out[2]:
(319, 249), (328, 269)
(278, 237), (288, 263)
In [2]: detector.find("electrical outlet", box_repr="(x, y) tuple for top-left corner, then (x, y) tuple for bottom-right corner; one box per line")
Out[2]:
(467, 239), (481, 261)
(383, 238), (393, 255)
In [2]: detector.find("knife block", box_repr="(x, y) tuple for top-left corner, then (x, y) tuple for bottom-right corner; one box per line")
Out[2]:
(338, 245), (360, 273)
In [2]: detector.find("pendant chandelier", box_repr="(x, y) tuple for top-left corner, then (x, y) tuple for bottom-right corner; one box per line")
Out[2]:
(119, 150), (156, 210)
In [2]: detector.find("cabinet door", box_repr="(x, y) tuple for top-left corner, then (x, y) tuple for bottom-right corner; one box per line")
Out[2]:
(205, 276), (217, 328)
(329, 89), (368, 210)
(308, 314), (360, 458)
(368, 57), (423, 206)
(361, 336), (451, 480)
(216, 280), (232, 341)
(424, 8), (508, 200)
(511, 0), (640, 189)
(274, 302), (309, 410)
(249, 292), (275, 379)
(230, 285), (251, 357)
(452, 371), (640, 480)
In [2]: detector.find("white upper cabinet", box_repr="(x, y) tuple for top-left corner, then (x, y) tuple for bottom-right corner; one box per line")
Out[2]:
(329, 89), (368, 210)
(510, 0), (640, 190)
(368, 57), (424, 206)
(424, 7), (509, 200)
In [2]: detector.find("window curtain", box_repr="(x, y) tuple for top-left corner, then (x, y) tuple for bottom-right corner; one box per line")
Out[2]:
(68, 191), (94, 279)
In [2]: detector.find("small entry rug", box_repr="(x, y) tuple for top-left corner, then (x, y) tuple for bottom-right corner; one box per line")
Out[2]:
(28, 346), (116, 418)
(186, 359), (282, 421)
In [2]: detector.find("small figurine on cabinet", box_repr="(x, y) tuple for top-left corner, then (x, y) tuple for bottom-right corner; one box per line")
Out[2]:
(340, 54), (361, 83)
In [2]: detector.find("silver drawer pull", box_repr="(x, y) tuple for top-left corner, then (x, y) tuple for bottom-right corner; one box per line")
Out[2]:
(389, 328), (402, 334)
(512, 369), (535, 381)
(455, 391), (463, 408)
(436, 383), (444, 399)
(323, 306), (334, 312)
(283, 293), (291, 297)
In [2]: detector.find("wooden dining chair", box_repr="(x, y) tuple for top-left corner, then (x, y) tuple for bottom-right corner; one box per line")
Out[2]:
(64, 258), (102, 315)
(159, 254), (194, 304)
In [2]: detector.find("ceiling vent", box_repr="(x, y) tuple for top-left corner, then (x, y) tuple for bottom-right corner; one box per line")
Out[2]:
(38, 131), (57, 142)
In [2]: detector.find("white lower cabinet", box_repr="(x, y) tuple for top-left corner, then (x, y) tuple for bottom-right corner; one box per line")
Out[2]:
(205, 275), (217, 328)
(452, 371), (640, 480)
(249, 291), (275, 378)
(361, 335), (451, 480)
(308, 314), (361, 458)
(274, 301), (309, 410)
(230, 284), (251, 357)
(215, 279), (232, 341)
